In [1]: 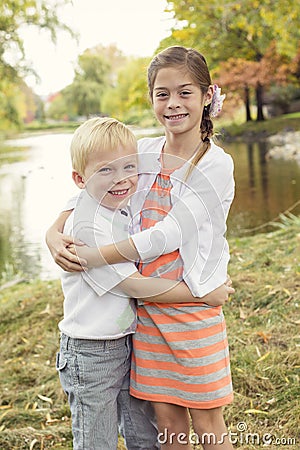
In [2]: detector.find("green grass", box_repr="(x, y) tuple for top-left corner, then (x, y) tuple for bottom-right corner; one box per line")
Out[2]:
(0, 112), (299, 145)
(0, 143), (29, 166)
(0, 215), (299, 449)
(24, 121), (80, 132)
(221, 112), (300, 141)
(18, 111), (300, 141)
(221, 214), (300, 449)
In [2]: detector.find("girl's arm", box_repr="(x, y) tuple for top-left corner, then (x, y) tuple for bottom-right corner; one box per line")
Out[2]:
(73, 237), (138, 267)
(73, 153), (235, 268)
(45, 210), (86, 272)
(119, 273), (234, 306)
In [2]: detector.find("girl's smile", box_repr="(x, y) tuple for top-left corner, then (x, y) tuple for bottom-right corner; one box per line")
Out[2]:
(153, 67), (205, 135)
(164, 113), (189, 121)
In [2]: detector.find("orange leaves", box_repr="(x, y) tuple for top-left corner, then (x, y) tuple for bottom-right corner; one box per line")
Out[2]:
(216, 41), (290, 91)
(256, 331), (271, 344)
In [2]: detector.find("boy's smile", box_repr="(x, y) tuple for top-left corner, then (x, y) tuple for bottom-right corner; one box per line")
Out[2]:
(74, 144), (138, 210)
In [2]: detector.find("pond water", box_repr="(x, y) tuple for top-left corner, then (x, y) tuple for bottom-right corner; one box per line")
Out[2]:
(0, 131), (299, 282)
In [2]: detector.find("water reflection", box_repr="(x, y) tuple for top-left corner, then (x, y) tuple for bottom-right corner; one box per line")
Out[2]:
(226, 140), (300, 235)
(0, 133), (77, 282)
(0, 133), (299, 282)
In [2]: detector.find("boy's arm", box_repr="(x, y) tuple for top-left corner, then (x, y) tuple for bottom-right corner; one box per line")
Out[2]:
(118, 272), (234, 305)
(45, 210), (86, 272)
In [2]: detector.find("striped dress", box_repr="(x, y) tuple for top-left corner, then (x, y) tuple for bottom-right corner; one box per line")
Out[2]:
(130, 165), (233, 409)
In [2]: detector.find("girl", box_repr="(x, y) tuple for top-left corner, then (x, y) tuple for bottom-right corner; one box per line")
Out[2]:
(47, 46), (235, 449)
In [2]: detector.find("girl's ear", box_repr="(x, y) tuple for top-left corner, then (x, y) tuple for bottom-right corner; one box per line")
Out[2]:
(205, 85), (214, 105)
(72, 170), (85, 189)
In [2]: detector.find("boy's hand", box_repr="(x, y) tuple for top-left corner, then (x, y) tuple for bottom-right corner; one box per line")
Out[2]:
(46, 228), (86, 272)
(201, 276), (235, 307)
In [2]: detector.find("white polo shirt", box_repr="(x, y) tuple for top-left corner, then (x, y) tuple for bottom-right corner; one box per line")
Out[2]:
(59, 190), (138, 340)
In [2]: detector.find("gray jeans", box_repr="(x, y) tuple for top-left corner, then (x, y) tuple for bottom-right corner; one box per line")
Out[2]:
(56, 333), (159, 450)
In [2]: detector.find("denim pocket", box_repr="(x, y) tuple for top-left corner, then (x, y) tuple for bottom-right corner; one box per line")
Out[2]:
(56, 352), (67, 371)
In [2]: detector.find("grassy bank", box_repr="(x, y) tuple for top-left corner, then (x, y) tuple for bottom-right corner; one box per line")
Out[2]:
(1, 112), (298, 142)
(0, 215), (299, 449)
(219, 112), (300, 141)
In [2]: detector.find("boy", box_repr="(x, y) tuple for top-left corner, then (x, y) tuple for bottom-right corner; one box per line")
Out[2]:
(57, 117), (227, 450)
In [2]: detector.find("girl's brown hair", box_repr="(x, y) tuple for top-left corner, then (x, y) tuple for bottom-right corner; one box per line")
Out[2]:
(148, 46), (214, 176)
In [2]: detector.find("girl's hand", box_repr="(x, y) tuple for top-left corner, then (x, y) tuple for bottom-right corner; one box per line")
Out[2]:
(45, 228), (86, 272)
(68, 244), (103, 268)
(202, 277), (235, 307)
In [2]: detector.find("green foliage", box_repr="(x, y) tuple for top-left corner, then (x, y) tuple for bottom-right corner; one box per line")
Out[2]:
(268, 85), (300, 115)
(163, 0), (300, 122)
(0, 78), (23, 129)
(165, 0), (300, 63)
(63, 80), (102, 119)
(57, 50), (112, 119)
(0, 0), (75, 70)
(102, 56), (156, 125)
(0, 0), (75, 130)
(77, 51), (110, 85)
(46, 93), (68, 121)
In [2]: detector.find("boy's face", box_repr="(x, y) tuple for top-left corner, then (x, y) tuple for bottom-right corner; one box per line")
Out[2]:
(74, 144), (138, 210)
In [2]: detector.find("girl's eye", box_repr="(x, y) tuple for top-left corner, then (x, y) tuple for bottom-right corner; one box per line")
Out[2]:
(98, 167), (111, 173)
(156, 92), (168, 98)
(180, 90), (191, 96)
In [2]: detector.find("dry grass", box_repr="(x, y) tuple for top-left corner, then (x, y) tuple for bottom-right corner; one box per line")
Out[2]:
(221, 214), (300, 449)
(0, 215), (299, 449)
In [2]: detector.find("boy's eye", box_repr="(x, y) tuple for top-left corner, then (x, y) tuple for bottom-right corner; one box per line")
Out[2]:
(98, 167), (111, 173)
(125, 164), (137, 170)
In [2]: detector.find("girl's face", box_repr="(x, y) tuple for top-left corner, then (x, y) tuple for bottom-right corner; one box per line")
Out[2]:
(152, 67), (212, 136)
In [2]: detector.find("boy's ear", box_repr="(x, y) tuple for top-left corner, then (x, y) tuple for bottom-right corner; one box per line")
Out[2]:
(72, 170), (85, 189)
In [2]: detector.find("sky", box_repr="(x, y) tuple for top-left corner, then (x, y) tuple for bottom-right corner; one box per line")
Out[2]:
(20, 0), (174, 96)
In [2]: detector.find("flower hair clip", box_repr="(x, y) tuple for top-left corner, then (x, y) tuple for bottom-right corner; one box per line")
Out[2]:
(209, 84), (226, 118)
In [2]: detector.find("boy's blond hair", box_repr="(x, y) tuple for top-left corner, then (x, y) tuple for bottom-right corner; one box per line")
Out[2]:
(71, 117), (137, 175)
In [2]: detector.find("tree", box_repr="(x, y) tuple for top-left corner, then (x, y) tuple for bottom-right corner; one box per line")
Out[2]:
(0, 0), (74, 75)
(46, 92), (69, 121)
(102, 57), (151, 124)
(216, 43), (291, 121)
(162, 0), (300, 121)
(61, 50), (111, 119)
(0, 0), (74, 128)
(19, 82), (39, 123)
(0, 78), (23, 129)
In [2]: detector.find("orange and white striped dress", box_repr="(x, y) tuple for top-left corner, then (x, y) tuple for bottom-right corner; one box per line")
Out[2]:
(130, 165), (233, 409)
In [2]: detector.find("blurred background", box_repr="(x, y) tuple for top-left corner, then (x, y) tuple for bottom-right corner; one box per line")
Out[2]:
(0, 0), (300, 283)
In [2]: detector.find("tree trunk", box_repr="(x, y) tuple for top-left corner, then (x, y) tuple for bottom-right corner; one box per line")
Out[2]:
(244, 85), (252, 122)
(256, 82), (265, 121)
